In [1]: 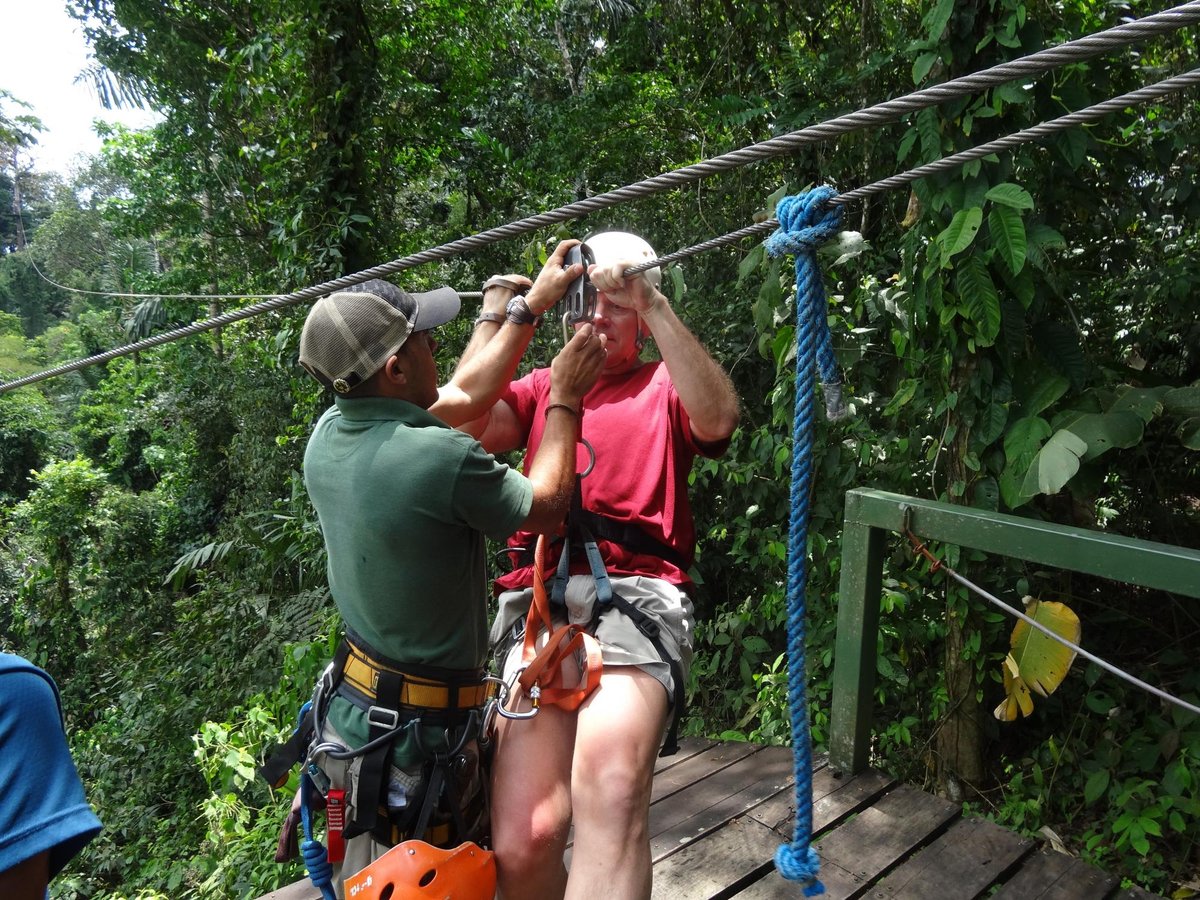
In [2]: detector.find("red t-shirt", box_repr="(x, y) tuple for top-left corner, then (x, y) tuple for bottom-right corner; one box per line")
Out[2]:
(494, 361), (729, 593)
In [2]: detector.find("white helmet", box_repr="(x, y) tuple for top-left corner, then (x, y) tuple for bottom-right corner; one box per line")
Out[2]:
(586, 231), (662, 290)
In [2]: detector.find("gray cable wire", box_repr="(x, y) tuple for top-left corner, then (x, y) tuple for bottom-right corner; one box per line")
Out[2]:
(3, 1), (1200, 393)
(619, 67), (1200, 278)
(938, 560), (1200, 718)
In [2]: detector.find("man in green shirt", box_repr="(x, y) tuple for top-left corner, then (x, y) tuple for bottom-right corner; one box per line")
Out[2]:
(298, 240), (606, 891)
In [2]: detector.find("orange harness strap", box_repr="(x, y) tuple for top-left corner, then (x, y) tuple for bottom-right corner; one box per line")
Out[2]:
(514, 533), (603, 711)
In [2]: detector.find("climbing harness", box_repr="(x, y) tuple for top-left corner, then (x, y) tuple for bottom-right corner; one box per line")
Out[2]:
(498, 439), (690, 755)
(763, 186), (847, 895)
(260, 633), (497, 896)
(503, 533), (605, 716)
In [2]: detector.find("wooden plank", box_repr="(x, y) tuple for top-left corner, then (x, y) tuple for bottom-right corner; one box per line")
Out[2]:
(733, 785), (959, 900)
(873, 816), (1036, 900)
(649, 740), (762, 804)
(651, 767), (894, 899)
(649, 746), (794, 860)
(655, 735), (718, 773)
(650, 814), (781, 899)
(993, 847), (1116, 900)
(810, 768), (895, 834)
(747, 764), (895, 836)
(803, 785), (960, 900)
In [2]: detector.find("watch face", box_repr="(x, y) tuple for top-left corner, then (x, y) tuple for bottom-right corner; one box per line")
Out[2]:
(506, 296), (535, 323)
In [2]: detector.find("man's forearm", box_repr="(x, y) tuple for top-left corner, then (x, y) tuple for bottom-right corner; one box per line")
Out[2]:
(434, 320), (538, 427)
(640, 298), (740, 444)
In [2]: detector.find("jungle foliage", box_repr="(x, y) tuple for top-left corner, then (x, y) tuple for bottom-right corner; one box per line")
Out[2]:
(0, 0), (1197, 896)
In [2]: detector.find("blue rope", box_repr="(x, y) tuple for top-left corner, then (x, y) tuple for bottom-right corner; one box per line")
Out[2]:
(764, 187), (845, 896)
(295, 701), (337, 900)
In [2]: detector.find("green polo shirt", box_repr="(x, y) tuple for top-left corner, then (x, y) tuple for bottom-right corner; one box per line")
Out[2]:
(305, 396), (533, 669)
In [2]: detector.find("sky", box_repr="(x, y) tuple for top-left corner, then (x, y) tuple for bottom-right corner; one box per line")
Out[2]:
(0, 1), (159, 177)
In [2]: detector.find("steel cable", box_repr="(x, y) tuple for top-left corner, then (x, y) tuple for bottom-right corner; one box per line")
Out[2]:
(4, 1), (1200, 393)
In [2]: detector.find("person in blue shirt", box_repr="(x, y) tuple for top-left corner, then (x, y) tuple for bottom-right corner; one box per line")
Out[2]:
(0, 653), (102, 898)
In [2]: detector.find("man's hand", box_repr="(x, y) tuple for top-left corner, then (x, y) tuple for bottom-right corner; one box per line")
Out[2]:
(527, 239), (584, 317)
(588, 258), (664, 316)
(548, 323), (607, 407)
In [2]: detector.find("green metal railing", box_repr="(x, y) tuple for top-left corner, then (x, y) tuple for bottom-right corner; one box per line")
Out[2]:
(828, 488), (1200, 774)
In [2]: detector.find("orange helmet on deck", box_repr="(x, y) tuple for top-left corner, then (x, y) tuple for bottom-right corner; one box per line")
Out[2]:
(342, 840), (496, 900)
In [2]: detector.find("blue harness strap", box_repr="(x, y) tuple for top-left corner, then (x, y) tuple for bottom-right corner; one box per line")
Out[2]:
(763, 187), (846, 896)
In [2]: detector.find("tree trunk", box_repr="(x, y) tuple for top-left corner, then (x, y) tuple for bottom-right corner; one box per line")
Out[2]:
(935, 359), (985, 796)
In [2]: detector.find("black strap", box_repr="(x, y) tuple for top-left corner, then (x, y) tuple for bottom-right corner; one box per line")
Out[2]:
(571, 509), (690, 571)
(258, 705), (315, 788)
(508, 512), (689, 574)
(258, 640), (351, 788)
(606, 591), (683, 757)
(345, 668), (403, 840)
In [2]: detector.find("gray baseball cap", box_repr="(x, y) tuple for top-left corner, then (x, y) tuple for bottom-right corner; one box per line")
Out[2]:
(299, 279), (460, 394)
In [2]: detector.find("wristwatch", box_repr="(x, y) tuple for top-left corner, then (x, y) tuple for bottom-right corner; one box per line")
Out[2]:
(505, 295), (541, 327)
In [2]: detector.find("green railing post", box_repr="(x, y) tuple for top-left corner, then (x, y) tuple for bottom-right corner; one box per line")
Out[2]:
(829, 505), (885, 774)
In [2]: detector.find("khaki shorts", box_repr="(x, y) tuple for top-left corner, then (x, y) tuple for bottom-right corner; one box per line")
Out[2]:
(490, 574), (694, 702)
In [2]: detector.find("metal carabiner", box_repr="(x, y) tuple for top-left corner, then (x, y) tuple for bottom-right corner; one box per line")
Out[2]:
(579, 437), (596, 479)
(494, 667), (540, 721)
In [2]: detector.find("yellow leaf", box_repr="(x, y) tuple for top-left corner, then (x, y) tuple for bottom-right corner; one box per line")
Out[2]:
(994, 598), (1080, 722)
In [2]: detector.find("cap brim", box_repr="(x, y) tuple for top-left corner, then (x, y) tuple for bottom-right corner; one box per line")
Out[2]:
(411, 286), (461, 331)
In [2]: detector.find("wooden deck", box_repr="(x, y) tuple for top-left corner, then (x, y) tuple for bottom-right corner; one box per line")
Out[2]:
(260, 737), (1162, 899)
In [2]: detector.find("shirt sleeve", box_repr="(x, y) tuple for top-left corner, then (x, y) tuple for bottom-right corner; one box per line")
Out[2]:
(0, 668), (102, 879)
(499, 369), (547, 444)
(449, 432), (533, 541)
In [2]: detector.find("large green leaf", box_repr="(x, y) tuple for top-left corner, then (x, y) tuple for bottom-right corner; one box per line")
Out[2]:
(1108, 385), (1168, 422)
(1020, 428), (1087, 497)
(985, 182), (1034, 210)
(922, 0), (955, 42)
(1060, 411), (1144, 462)
(1003, 415), (1052, 463)
(956, 255), (1000, 344)
(883, 378), (920, 416)
(1000, 415), (1052, 508)
(938, 207), (983, 266)
(1179, 418), (1200, 450)
(1022, 373), (1069, 417)
(1034, 321), (1087, 390)
(974, 402), (1009, 447)
(1163, 386), (1200, 418)
(988, 204), (1027, 274)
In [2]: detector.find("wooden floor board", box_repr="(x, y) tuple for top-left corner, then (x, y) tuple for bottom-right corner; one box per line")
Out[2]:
(873, 815), (1036, 900)
(649, 740), (762, 804)
(814, 783), (961, 897)
(258, 744), (1167, 900)
(649, 745), (795, 861)
(992, 847), (1117, 900)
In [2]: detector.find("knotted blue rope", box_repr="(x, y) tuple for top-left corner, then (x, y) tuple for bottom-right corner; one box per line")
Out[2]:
(295, 700), (336, 900)
(764, 187), (845, 896)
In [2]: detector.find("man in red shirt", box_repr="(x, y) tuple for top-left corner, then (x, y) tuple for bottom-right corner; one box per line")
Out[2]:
(465, 232), (740, 899)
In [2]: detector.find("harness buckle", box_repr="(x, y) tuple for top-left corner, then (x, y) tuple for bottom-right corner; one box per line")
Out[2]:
(368, 705), (401, 731)
(635, 618), (661, 639)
